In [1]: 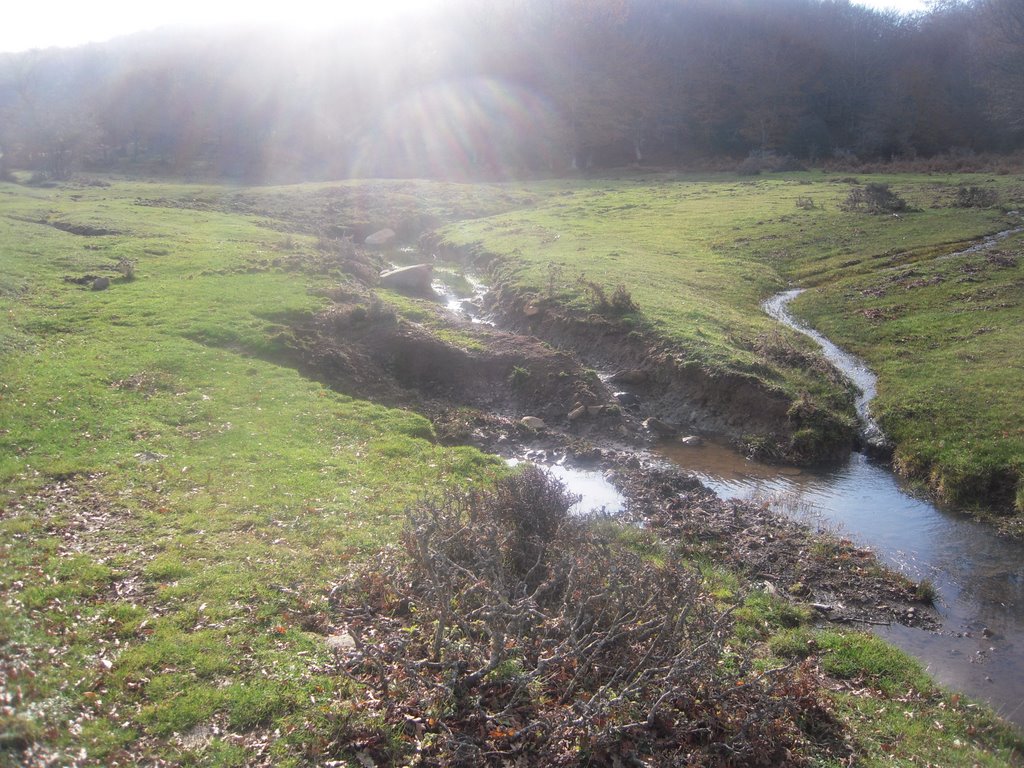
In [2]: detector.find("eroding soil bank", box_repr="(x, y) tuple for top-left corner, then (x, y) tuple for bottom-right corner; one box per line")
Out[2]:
(280, 265), (936, 632)
(424, 236), (857, 465)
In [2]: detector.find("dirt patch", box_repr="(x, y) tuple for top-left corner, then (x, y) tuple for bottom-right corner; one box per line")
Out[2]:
(42, 219), (121, 237)
(609, 459), (938, 629)
(475, 279), (854, 464)
(284, 295), (627, 440)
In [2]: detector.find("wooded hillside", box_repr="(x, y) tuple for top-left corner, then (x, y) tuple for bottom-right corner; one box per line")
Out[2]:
(2, 0), (1022, 181)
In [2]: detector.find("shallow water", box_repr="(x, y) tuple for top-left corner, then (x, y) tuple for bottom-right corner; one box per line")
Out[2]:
(660, 440), (1024, 726)
(506, 458), (626, 516)
(658, 287), (1024, 727)
(431, 275), (493, 325)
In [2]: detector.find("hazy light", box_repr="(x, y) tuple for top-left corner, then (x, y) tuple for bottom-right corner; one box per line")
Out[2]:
(856, 0), (930, 13)
(1, 0), (936, 54)
(0, 0), (440, 53)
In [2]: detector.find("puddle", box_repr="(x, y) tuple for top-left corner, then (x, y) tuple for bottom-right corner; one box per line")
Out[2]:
(507, 458), (625, 515)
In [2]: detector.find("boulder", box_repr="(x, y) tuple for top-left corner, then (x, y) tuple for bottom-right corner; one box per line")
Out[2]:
(91, 276), (110, 291)
(643, 417), (677, 437)
(679, 435), (704, 447)
(365, 228), (396, 246)
(568, 405), (587, 421)
(379, 263), (433, 293)
(520, 416), (546, 430)
(326, 631), (357, 653)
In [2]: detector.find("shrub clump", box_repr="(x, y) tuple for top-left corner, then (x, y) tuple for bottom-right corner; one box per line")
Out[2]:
(840, 183), (909, 214)
(329, 466), (842, 766)
(577, 274), (639, 316)
(953, 185), (998, 208)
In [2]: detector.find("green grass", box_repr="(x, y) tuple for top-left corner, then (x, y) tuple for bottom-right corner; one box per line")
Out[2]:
(439, 171), (1024, 510)
(793, 228), (1024, 513)
(0, 177), (505, 765)
(1, 175), (1021, 765)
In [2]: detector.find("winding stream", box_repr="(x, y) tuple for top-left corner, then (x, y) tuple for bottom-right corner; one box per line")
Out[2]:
(427, 245), (1024, 727)
(662, 288), (1024, 727)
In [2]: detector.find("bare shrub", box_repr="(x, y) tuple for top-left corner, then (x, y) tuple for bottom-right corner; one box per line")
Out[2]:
(953, 185), (998, 208)
(329, 467), (842, 766)
(840, 183), (909, 214)
(795, 196), (817, 210)
(577, 273), (638, 316)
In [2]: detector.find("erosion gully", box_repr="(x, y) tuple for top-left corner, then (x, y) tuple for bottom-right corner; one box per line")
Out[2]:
(431, 249), (1024, 728)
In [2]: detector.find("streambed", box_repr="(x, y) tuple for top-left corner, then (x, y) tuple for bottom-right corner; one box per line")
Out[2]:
(424, 247), (1023, 726)
(659, 290), (1024, 727)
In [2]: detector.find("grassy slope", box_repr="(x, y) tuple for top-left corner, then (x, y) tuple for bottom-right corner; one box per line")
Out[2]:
(441, 172), (1024, 512)
(0, 179), (506, 765)
(1, 177), (1020, 765)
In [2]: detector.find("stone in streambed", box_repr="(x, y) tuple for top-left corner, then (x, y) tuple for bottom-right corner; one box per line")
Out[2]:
(643, 417), (677, 437)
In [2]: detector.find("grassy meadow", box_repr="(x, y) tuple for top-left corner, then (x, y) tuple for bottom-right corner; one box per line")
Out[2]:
(441, 171), (1024, 513)
(1, 174), (1023, 765)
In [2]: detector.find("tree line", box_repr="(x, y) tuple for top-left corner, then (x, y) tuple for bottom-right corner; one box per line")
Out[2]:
(1, 0), (1022, 182)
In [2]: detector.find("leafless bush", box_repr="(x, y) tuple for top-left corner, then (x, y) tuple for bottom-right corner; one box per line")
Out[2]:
(840, 183), (909, 214)
(953, 185), (998, 208)
(577, 274), (638, 316)
(795, 196), (817, 210)
(329, 467), (840, 766)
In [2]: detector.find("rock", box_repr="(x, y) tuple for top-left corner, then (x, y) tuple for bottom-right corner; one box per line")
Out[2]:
(91, 276), (110, 291)
(520, 416), (546, 430)
(678, 435), (704, 446)
(586, 405), (605, 416)
(613, 391), (641, 407)
(643, 417), (677, 437)
(379, 263), (433, 292)
(610, 369), (648, 385)
(568, 405), (587, 421)
(326, 631), (358, 653)
(134, 451), (168, 463)
(365, 228), (396, 246)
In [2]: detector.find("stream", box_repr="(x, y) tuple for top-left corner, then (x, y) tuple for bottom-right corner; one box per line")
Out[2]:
(429, 255), (1024, 727)
(660, 289), (1024, 727)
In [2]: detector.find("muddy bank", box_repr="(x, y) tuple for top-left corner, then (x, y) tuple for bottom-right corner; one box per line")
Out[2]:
(276, 254), (935, 633)
(426, 238), (856, 464)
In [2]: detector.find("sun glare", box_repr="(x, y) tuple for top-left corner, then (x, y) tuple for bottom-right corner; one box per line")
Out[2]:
(1, 0), (441, 53)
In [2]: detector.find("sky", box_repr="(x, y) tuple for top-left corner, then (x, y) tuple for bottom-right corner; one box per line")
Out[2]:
(0, 0), (932, 55)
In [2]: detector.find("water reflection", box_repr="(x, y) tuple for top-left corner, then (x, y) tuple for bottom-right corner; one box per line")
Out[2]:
(507, 458), (625, 516)
(659, 439), (1024, 727)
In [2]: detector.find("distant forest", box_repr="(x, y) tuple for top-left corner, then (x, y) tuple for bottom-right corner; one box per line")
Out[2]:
(2, 0), (1023, 182)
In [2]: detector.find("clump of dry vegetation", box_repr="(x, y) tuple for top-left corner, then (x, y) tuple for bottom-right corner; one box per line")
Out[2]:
(329, 466), (842, 766)
(840, 183), (909, 214)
